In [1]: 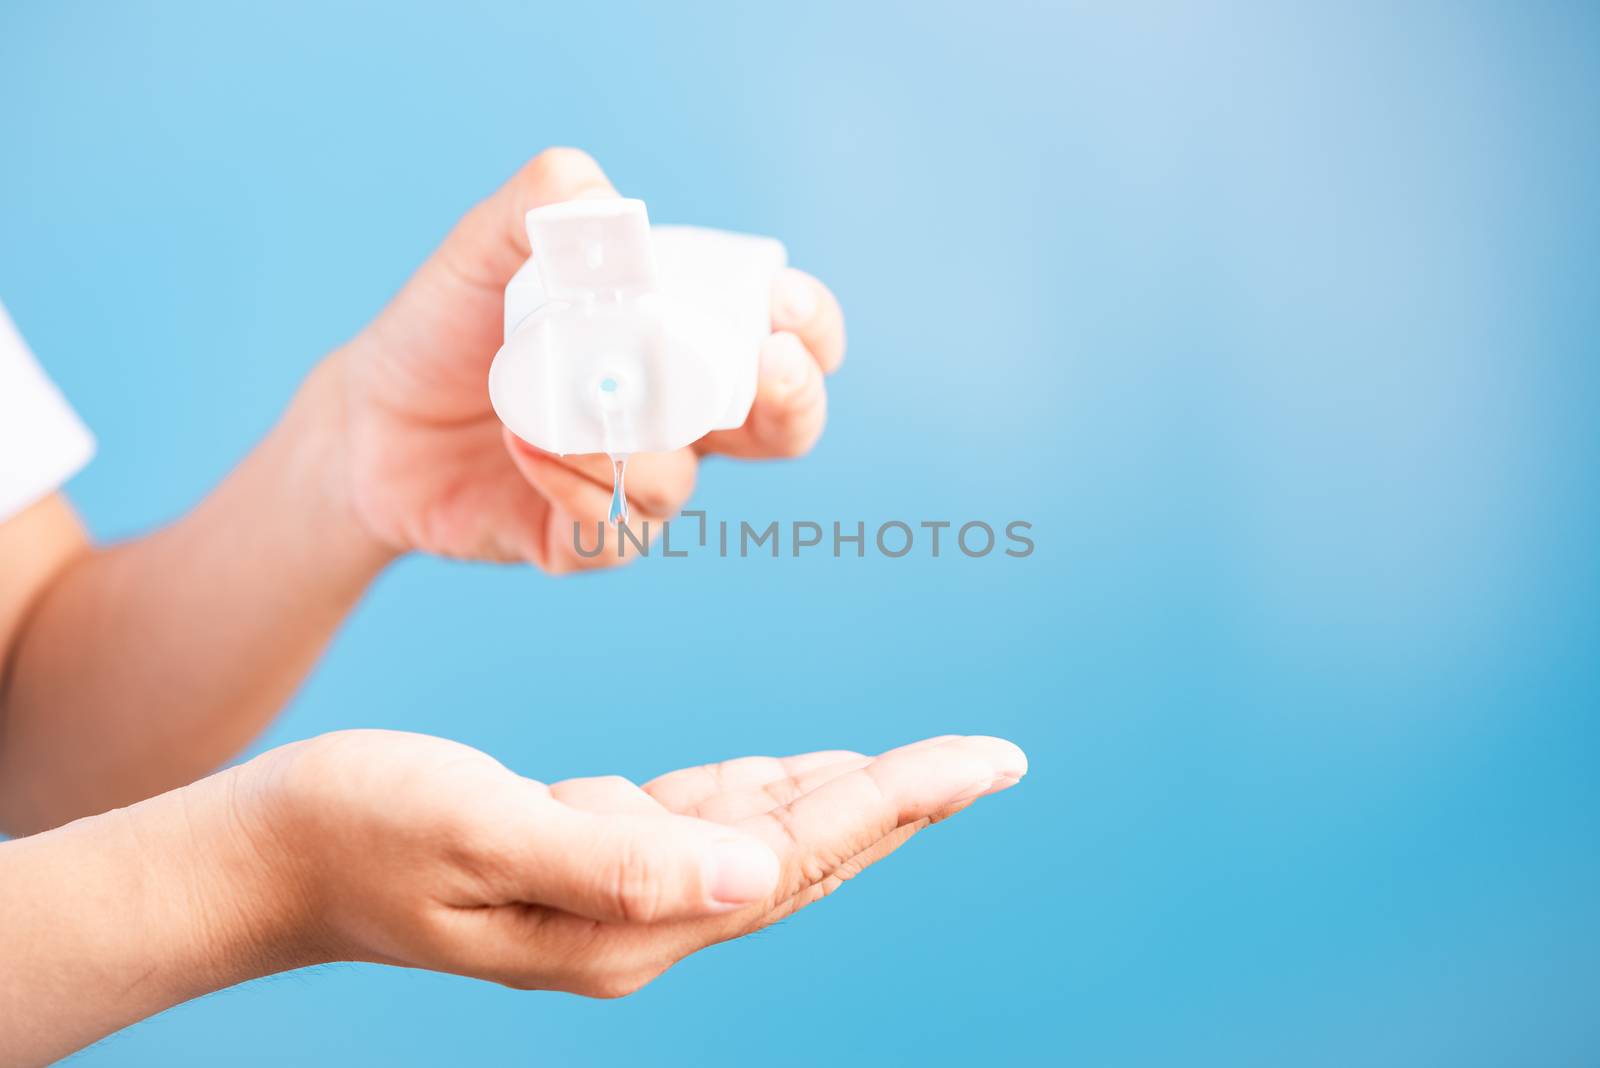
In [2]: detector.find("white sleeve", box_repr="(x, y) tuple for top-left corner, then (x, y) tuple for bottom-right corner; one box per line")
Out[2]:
(0, 300), (95, 522)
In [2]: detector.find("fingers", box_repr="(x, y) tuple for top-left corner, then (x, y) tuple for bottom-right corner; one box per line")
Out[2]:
(503, 430), (698, 573)
(645, 750), (866, 817)
(660, 736), (964, 826)
(762, 818), (929, 927)
(487, 788), (780, 924)
(683, 754), (872, 824)
(439, 737), (1025, 995)
(437, 147), (619, 293)
(758, 744), (1004, 927)
(550, 775), (667, 816)
(695, 333), (828, 459)
(735, 736), (1028, 903)
(694, 269), (843, 460)
(770, 268), (846, 373)
(504, 433), (698, 522)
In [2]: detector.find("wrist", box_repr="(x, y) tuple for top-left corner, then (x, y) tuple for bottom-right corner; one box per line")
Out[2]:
(220, 735), (376, 967)
(0, 770), (322, 1064)
(270, 354), (404, 585)
(127, 761), (332, 990)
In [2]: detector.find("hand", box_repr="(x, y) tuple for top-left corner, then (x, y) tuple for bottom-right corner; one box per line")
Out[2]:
(326, 148), (847, 571)
(241, 729), (1025, 996)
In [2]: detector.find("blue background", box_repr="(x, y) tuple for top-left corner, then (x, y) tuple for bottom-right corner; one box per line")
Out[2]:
(3, 1), (1598, 1064)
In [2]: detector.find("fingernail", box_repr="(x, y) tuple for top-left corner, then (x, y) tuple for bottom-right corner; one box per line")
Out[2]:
(980, 773), (1023, 798)
(705, 837), (779, 908)
(947, 777), (998, 799)
(947, 774), (1020, 806)
(772, 268), (818, 327)
(766, 334), (812, 393)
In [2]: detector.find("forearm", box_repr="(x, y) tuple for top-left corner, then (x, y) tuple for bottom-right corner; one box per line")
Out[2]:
(0, 359), (396, 833)
(0, 762), (311, 1066)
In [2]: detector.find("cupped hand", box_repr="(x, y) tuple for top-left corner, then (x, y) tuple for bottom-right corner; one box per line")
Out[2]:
(243, 729), (1024, 996)
(329, 148), (846, 571)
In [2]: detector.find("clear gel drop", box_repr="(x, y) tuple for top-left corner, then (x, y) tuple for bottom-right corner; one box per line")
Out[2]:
(598, 376), (629, 525)
(608, 454), (629, 526)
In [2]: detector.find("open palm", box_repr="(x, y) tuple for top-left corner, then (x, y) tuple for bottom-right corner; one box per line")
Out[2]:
(261, 729), (1025, 996)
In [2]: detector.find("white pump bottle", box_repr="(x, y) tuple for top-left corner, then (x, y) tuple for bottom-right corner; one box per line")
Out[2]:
(488, 198), (786, 458)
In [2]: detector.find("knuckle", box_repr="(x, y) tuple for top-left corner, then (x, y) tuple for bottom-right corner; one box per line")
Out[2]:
(758, 777), (805, 810)
(794, 421), (825, 458)
(778, 412), (826, 459)
(533, 145), (595, 172)
(603, 839), (668, 924)
(754, 387), (826, 459)
(764, 805), (831, 886)
(628, 454), (698, 520)
(524, 146), (604, 199)
(638, 489), (685, 520)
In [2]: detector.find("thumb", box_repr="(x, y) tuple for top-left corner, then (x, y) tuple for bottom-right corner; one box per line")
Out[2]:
(435, 147), (618, 294)
(503, 793), (781, 924)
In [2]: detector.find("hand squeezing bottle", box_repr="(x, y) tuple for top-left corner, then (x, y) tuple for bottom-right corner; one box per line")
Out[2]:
(488, 198), (786, 522)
